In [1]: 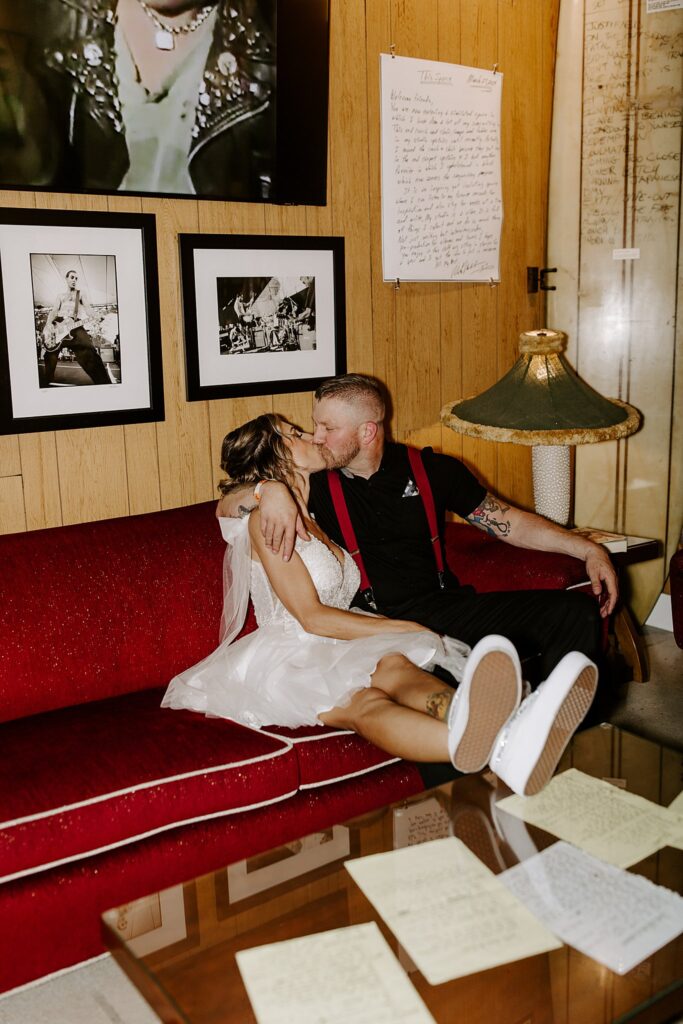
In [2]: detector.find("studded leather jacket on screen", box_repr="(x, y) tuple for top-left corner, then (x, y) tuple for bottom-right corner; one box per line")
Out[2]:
(32, 0), (275, 199)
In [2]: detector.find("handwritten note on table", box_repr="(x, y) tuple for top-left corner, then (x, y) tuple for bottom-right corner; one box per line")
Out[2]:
(497, 769), (683, 868)
(235, 922), (435, 1024)
(501, 841), (683, 975)
(345, 837), (560, 985)
(380, 54), (502, 282)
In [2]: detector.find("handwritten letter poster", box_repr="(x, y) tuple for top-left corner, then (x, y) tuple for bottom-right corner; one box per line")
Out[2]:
(380, 54), (503, 282)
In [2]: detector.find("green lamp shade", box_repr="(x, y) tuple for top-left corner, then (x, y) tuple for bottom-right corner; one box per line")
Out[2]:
(442, 330), (641, 446)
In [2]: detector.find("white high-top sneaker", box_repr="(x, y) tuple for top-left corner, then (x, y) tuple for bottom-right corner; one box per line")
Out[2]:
(447, 635), (522, 772)
(488, 651), (598, 796)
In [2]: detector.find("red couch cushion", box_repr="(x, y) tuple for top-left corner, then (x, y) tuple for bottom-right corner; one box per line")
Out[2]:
(0, 689), (298, 883)
(444, 523), (589, 592)
(268, 725), (399, 788)
(0, 502), (225, 723)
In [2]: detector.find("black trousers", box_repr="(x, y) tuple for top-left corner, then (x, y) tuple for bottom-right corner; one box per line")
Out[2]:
(382, 587), (602, 683)
(44, 327), (109, 385)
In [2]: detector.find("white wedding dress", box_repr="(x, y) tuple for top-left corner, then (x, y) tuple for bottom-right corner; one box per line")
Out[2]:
(161, 518), (469, 729)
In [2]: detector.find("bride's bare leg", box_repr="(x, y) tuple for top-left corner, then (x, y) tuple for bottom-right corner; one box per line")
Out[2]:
(319, 687), (449, 762)
(369, 654), (454, 721)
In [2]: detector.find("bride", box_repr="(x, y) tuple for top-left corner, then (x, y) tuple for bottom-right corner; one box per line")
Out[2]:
(162, 414), (598, 796)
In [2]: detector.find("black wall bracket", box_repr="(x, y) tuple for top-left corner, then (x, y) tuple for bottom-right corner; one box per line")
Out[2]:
(527, 267), (557, 293)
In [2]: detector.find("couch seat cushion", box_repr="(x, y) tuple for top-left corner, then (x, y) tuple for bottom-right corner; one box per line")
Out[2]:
(444, 523), (589, 591)
(0, 689), (297, 883)
(267, 725), (399, 788)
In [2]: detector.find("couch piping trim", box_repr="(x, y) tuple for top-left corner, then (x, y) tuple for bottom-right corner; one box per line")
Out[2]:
(299, 757), (401, 789)
(0, 741), (293, 829)
(263, 728), (354, 743)
(0, 788), (299, 885)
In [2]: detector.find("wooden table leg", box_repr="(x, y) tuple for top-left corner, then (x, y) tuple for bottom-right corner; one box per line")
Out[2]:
(614, 605), (649, 683)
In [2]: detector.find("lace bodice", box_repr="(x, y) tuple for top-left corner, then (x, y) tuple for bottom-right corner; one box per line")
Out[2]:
(250, 535), (361, 629)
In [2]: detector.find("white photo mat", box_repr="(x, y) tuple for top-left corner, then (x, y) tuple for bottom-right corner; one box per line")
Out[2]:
(0, 221), (155, 421)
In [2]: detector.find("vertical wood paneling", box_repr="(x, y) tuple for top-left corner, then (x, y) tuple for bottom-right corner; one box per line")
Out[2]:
(365, 0), (397, 429)
(459, 0), (500, 491)
(330, 0), (374, 377)
(496, 0), (546, 509)
(0, 1), (559, 533)
(0, 475), (25, 533)
(391, 1), (442, 438)
(0, 436), (20, 476)
(57, 425), (129, 524)
(18, 432), (62, 530)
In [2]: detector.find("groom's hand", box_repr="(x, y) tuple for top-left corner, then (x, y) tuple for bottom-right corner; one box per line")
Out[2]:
(258, 481), (309, 560)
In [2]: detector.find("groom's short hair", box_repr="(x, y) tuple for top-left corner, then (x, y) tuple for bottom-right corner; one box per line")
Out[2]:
(314, 374), (385, 421)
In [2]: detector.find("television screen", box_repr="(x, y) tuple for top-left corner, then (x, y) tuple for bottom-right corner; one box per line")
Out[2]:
(0, 0), (329, 205)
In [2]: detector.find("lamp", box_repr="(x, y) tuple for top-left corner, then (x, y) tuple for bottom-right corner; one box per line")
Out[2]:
(440, 329), (641, 525)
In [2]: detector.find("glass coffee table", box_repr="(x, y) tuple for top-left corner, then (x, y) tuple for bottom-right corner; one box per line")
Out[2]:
(102, 725), (683, 1024)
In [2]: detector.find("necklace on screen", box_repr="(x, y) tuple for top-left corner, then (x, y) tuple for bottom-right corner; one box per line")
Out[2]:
(135, 0), (215, 51)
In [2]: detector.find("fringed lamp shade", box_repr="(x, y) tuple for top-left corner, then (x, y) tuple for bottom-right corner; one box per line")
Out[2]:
(441, 329), (641, 524)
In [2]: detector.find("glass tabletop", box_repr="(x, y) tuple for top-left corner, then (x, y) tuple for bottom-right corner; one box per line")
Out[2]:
(102, 724), (683, 1024)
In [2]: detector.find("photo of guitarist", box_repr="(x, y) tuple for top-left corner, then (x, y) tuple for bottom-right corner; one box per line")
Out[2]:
(42, 269), (110, 386)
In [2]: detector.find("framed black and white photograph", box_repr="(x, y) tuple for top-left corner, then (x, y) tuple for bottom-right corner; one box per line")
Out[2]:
(0, 0), (329, 205)
(180, 233), (345, 400)
(0, 208), (163, 434)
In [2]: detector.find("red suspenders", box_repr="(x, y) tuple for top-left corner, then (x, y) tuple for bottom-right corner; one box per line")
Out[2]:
(326, 447), (445, 609)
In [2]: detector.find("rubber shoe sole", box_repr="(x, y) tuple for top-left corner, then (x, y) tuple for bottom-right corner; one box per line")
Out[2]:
(451, 650), (521, 773)
(523, 664), (597, 796)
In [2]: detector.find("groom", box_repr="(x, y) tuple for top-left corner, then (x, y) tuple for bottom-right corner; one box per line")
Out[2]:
(218, 373), (616, 681)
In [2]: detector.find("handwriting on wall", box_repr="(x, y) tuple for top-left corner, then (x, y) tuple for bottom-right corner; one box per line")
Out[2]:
(582, 0), (682, 247)
(380, 55), (503, 282)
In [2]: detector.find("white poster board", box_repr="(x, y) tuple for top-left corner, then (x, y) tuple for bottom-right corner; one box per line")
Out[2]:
(380, 54), (503, 283)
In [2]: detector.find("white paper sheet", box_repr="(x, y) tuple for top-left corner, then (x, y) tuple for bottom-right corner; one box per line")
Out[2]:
(235, 922), (435, 1024)
(497, 769), (683, 868)
(669, 791), (683, 817)
(345, 837), (561, 985)
(501, 841), (683, 975)
(392, 796), (452, 849)
(380, 54), (502, 282)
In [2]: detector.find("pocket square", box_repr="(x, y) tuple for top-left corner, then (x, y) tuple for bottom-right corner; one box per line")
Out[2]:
(402, 478), (420, 497)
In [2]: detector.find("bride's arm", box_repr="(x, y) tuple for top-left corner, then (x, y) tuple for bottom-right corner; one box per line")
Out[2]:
(249, 512), (431, 641)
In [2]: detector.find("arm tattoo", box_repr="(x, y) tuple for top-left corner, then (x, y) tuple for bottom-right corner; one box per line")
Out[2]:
(237, 503), (257, 518)
(426, 690), (454, 721)
(467, 494), (511, 537)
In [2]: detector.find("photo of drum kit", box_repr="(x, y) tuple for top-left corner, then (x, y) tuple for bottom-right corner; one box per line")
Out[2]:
(218, 275), (316, 358)
(224, 308), (310, 354)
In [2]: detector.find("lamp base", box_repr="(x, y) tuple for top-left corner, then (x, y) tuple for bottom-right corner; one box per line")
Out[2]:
(532, 445), (571, 525)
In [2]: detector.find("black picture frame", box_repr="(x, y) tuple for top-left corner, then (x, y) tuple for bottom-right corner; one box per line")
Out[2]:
(179, 233), (345, 401)
(0, 207), (163, 435)
(0, 0), (329, 206)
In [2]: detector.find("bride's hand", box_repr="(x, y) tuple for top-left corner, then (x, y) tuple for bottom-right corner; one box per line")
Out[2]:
(258, 481), (310, 559)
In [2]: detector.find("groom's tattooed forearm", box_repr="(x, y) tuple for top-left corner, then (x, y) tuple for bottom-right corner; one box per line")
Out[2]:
(237, 503), (257, 518)
(467, 494), (512, 537)
(426, 690), (454, 721)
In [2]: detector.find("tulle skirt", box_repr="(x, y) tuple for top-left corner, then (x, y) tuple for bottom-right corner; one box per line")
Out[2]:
(161, 618), (454, 729)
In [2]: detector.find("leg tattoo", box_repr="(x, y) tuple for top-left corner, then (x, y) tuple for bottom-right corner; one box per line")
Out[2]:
(426, 690), (454, 721)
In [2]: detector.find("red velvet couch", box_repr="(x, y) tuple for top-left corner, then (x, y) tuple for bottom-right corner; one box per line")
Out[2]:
(0, 500), (590, 993)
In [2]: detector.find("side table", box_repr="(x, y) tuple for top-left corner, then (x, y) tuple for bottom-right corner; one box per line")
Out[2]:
(607, 536), (661, 683)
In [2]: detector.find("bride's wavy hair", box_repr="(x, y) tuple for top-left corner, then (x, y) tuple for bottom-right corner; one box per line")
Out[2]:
(218, 414), (299, 496)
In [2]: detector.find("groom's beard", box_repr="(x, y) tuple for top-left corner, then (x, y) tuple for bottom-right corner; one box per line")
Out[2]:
(318, 440), (361, 470)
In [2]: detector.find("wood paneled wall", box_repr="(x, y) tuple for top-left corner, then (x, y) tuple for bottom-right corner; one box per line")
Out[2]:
(0, 0), (559, 535)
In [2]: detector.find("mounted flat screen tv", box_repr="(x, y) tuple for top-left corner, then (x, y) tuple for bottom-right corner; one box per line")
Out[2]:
(0, 0), (329, 205)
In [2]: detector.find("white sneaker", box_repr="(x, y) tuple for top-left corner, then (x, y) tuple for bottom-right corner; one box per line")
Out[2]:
(447, 635), (522, 772)
(489, 651), (598, 796)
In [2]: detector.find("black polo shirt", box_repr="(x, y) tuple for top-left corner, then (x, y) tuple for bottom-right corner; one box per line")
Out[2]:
(308, 442), (486, 611)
